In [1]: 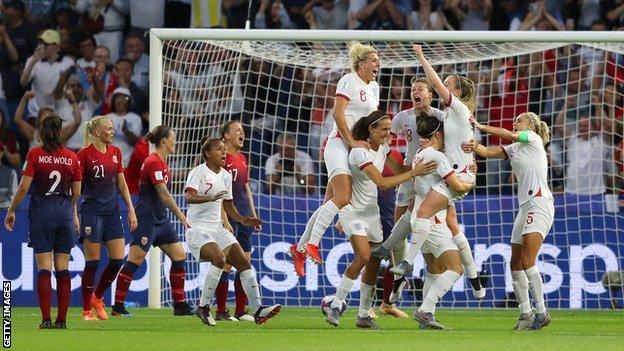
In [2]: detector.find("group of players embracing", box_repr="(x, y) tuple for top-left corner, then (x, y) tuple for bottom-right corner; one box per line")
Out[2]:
(290, 41), (555, 331)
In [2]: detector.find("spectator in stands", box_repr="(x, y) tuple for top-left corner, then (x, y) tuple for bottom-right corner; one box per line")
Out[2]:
(123, 33), (149, 94)
(72, 0), (128, 62)
(603, 0), (624, 29)
(224, 0), (252, 28)
(282, 0), (308, 28)
(105, 87), (142, 167)
(347, 0), (405, 30)
(557, 107), (616, 195)
(53, 3), (75, 30)
(604, 83), (624, 121)
(0, 110), (20, 169)
(458, 0), (492, 30)
(407, 0), (453, 30)
(1, 0), (37, 101)
(265, 133), (316, 195)
(20, 29), (75, 119)
(517, 0), (564, 31)
(302, 0), (349, 29)
(255, 0), (295, 29)
(577, 0), (601, 30)
(115, 58), (148, 118)
(0, 144), (17, 209)
(52, 69), (102, 152)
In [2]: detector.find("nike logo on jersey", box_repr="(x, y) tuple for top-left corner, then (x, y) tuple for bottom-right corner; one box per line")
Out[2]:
(226, 163), (233, 168)
(91, 159), (98, 164)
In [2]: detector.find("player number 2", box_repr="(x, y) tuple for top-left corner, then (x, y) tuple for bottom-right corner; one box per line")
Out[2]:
(46, 170), (61, 195)
(93, 164), (104, 178)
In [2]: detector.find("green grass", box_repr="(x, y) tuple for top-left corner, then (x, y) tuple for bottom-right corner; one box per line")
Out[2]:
(9, 307), (624, 351)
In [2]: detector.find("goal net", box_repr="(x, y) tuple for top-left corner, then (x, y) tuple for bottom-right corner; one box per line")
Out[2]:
(150, 30), (624, 309)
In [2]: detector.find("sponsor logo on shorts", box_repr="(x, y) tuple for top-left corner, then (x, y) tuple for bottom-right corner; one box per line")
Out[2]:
(84, 226), (91, 235)
(141, 236), (148, 246)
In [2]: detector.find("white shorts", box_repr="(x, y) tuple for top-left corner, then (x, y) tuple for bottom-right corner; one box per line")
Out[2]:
(432, 172), (475, 203)
(511, 197), (555, 245)
(421, 224), (458, 258)
(324, 137), (350, 181)
(185, 226), (238, 262)
(395, 180), (415, 208)
(339, 206), (383, 243)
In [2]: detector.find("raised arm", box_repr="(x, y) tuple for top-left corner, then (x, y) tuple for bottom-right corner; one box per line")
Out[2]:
(461, 138), (506, 159)
(361, 159), (436, 190)
(413, 44), (452, 105)
(13, 92), (36, 141)
(470, 116), (520, 143)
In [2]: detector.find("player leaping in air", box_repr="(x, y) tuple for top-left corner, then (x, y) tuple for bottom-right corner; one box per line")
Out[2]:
(184, 138), (281, 326)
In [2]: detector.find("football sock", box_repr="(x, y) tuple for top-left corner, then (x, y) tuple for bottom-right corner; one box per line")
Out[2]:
(170, 260), (186, 304)
(55, 270), (71, 322)
(37, 270), (52, 321)
(215, 271), (229, 313)
(114, 261), (139, 305)
(358, 283), (375, 318)
(94, 259), (123, 299)
(308, 201), (339, 246)
(331, 275), (354, 309)
(453, 233), (478, 279)
(512, 270), (532, 314)
(296, 207), (321, 252)
(234, 272), (248, 315)
(239, 269), (261, 311)
(381, 210), (411, 250)
(525, 265), (546, 314)
(419, 270), (460, 313)
(200, 264), (223, 307)
(81, 260), (99, 310)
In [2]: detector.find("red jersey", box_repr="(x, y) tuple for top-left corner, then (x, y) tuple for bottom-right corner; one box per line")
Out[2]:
(225, 151), (251, 216)
(22, 146), (81, 220)
(124, 137), (149, 195)
(77, 144), (124, 214)
(136, 152), (170, 224)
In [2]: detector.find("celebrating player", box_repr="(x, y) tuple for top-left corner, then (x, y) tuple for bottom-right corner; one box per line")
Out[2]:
(323, 111), (434, 329)
(77, 116), (138, 321)
(213, 120), (260, 321)
(291, 41), (380, 273)
(112, 125), (195, 316)
(374, 76), (485, 300)
(4, 114), (81, 329)
(185, 138), (281, 326)
(392, 45), (478, 281)
(462, 112), (554, 330)
(411, 113), (475, 329)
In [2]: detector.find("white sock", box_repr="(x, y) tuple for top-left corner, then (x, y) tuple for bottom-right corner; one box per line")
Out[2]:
(199, 265), (224, 307)
(358, 283), (375, 318)
(525, 265), (546, 314)
(381, 210), (412, 250)
(391, 238), (407, 268)
(308, 201), (340, 246)
(239, 269), (261, 311)
(331, 275), (354, 309)
(511, 270), (532, 314)
(452, 233), (478, 279)
(419, 270), (460, 313)
(405, 217), (431, 265)
(296, 207), (321, 252)
(423, 273), (440, 314)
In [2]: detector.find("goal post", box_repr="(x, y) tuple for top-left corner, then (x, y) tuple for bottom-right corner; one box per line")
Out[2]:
(148, 29), (624, 309)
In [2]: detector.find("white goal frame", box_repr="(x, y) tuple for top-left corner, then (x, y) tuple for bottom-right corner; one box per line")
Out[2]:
(147, 28), (624, 308)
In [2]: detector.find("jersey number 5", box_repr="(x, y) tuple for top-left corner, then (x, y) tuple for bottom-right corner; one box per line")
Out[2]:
(526, 213), (534, 225)
(46, 170), (61, 195)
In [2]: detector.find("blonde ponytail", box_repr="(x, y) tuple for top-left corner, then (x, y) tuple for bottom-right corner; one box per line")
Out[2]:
(83, 115), (109, 147)
(348, 41), (376, 72)
(522, 112), (550, 145)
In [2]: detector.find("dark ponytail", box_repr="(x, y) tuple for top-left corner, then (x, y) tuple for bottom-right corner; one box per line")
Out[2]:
(352, 110), (390, 141)
(416, 112), (443, 138)
(40, 114), (63, 152)
(145, 125), (172, 146)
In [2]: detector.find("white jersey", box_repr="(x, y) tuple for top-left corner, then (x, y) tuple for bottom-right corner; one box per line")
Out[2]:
(391, 107), (444, 166)
(502, 130), (553, 206)
(184, 163), (233, 228)
(412, 147), (455, 199)
(443, 95), (475, 173)
(347, 144), (390, 212)
(329, 72), (379, 139)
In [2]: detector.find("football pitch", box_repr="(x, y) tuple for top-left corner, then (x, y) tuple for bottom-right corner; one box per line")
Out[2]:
(9, 307), (623, 351)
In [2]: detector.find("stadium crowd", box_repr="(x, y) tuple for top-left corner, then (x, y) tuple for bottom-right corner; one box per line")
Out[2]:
(0, 0), (623, 207)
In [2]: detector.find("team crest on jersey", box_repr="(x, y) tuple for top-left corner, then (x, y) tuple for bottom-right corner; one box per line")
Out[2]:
(112, 155), (118, 164)
(141, 236), (148, 246)
(84, 226), (92, 235)
(360, 90), (367, 102)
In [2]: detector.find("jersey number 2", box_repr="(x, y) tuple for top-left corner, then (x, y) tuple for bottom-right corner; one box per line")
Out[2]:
(46, 170), (61, 195)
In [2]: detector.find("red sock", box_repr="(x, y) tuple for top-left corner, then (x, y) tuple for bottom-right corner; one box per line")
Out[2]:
(170, 260), (186, 304)
(216, 272), (229, 313)
(94, 259), (123, 299)
(382, 266), (393, 305)
(37, 270), (52, 321)
(234, 273), (247, 316)
(55, 270), (71, 322)
(114, 262), (139, 305)
(81, 260), (99, 310)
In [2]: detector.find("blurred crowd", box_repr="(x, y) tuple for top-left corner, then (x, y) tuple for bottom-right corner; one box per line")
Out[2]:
(0, 0), (623, 207)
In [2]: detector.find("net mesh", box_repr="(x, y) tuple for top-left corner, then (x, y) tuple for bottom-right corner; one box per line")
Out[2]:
(156, 38), (624, 309)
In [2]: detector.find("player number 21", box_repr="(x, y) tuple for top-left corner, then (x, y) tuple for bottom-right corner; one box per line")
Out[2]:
(93, 164), (105, 178)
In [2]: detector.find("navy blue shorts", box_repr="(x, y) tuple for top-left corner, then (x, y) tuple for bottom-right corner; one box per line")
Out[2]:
(130, 218), (179, 252)
(28, 219), (76, 254)
(80, 213), (124, 244)
(381, 216), (394, 242)
(233, 222), (252, 252)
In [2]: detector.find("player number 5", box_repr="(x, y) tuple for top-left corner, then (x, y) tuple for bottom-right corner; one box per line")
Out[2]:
(526, 214), (534, 225)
